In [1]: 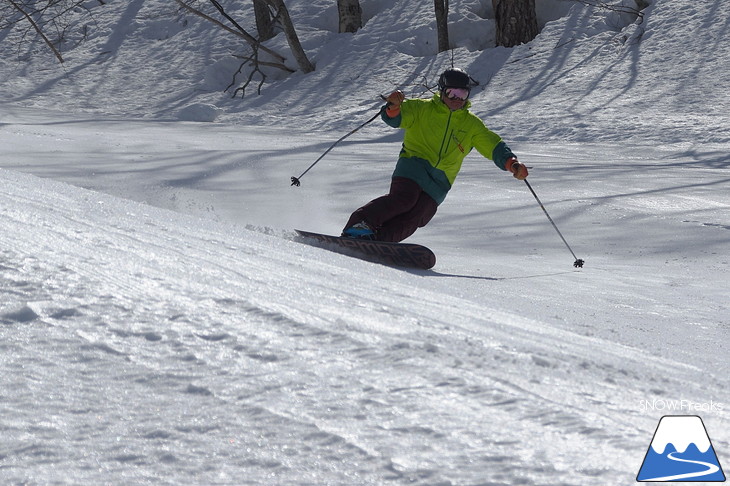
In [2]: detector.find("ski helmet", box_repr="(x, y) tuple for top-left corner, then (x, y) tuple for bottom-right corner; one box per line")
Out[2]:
(438, 68), (471, 92)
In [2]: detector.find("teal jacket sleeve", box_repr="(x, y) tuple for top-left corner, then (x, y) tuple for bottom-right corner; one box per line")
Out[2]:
(491, 141), (516, 170)
(381, 104), (402, 128)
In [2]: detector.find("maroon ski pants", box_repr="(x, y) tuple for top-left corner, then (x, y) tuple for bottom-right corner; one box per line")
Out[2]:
(343, 177), (438, 243)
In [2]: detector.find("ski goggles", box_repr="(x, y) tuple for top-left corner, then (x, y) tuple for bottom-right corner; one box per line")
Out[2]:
(444, 87), (470, 101)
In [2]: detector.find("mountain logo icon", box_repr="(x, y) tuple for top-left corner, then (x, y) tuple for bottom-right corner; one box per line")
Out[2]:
(637, 415), (726, 482)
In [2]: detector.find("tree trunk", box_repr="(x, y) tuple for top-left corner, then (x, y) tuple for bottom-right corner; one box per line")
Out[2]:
(433, 0), (449, 52)
(264, 0), (314, 73)
(337, 0), (362, 33)
(253, 0), (275, 41)
(492, 0), (538, 48)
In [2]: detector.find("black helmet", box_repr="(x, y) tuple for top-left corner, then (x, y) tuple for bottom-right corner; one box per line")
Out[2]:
(438, 68), (471, 91)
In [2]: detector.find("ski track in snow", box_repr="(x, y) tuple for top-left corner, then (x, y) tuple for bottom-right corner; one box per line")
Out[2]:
(1, 167), (727, 485)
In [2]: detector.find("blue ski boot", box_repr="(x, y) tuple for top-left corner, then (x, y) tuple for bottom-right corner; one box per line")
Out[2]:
(342, 221), (376, 240)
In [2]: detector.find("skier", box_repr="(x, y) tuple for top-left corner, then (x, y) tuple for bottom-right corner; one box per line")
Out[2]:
(342, 67), (528, 242)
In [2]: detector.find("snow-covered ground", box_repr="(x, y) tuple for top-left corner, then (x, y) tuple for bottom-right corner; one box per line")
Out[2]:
(1, 0), (729, 484)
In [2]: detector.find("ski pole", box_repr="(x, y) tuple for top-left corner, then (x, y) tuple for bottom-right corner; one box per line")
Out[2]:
(524, 179), (584, 268)
(291, 108), (383, 187)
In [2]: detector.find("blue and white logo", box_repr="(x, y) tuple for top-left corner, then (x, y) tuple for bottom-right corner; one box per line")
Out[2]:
(637, 415), (726, 482)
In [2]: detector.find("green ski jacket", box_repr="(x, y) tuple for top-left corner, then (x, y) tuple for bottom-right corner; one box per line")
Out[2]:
(383, 94), (514, 204)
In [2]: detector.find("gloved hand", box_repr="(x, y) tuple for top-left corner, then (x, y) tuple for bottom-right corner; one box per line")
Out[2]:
(505, 157), (528, 180)
(385, 90), (405, 117)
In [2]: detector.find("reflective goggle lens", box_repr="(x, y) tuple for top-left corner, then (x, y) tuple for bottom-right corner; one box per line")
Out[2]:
(445, 87), (469, 101)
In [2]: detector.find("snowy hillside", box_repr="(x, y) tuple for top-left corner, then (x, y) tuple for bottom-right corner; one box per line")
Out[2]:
(1, 0), (729, 485)
(2, 0), (729, 143)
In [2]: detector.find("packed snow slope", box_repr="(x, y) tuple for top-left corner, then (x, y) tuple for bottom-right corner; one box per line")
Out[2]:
(1, 0), (729, 485)
(1, 126), (729, 485)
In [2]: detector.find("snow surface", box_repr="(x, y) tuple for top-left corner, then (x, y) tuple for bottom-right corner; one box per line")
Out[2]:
(1, 0), (729, 484)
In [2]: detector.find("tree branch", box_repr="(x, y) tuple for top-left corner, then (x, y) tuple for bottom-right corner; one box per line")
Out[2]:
(173, 0), (286, 63)
(8, 0), (64, 63)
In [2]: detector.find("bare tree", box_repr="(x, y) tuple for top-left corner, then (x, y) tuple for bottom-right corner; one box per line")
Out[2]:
(492, 0), (538, 48)
(175, 0), (315, 95)
(0, 0), (93, 63)
(572, 0), (648, 25)
(175, 0), (286, 64)
(252, 0), (274, 41)
(433, 0), (449, 52)
(337, 0), (361, 33)
(263, 0), (314, 73)
(176, 0), (313, 75)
